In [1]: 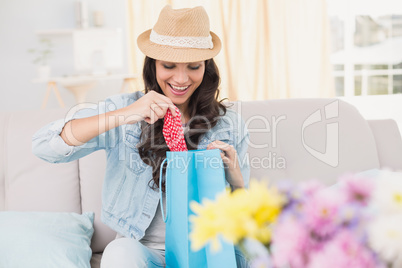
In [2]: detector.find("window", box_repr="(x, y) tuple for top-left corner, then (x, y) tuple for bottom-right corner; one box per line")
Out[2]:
(327, 0), (402, 96)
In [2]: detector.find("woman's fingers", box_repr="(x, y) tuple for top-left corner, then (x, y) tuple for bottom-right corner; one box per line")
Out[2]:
(145, 108), (159, 124)
(124, 90), (178, 125)
(207, 140), (244, 190)
(208, 140), (235, 158)
(154, 93), (176, 117)
(150, 103), (166, 118)
(220, 152), (230, 165)
(207, 140), (227, 150)
(165, 102), (177, 118)
(207, 140), (238, 169)
(141, 91), (177, 124)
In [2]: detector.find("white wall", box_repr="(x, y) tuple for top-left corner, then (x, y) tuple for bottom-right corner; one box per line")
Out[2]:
(0, 0), (128, 112)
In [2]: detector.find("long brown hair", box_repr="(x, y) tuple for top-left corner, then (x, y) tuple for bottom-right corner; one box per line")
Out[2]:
(137, 56), (226, 191)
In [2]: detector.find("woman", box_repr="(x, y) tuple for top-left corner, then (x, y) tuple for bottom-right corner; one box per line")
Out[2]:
(32, 5), (250, 268)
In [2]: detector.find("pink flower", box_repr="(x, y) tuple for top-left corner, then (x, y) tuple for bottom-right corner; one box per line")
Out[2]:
(340, 174), (374, 206)
(309, 230), (378, 268)
(272, 217), (310, 268)
(303, 190), (345, 238)
(300, 180), (324, 197)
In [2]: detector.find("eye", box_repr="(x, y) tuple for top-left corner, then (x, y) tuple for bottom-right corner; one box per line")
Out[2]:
(188, 65), (201, 70)
(163, 64), (175, 69)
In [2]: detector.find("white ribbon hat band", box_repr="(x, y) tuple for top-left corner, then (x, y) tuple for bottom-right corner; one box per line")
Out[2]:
(150, 29), (213, 49)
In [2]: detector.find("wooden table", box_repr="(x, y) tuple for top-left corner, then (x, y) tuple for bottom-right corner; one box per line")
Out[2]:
(32, 73), (138, 109)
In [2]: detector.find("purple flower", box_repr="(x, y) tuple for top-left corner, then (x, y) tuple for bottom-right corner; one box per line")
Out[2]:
(337, 203), (364, 229)
(278, 180), (303, 204)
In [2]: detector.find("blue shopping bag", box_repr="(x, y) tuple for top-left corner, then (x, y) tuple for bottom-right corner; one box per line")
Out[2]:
(159, 149), (237, 268)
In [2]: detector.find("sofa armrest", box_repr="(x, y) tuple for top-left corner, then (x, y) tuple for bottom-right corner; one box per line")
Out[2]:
(367, 119), (402, 171)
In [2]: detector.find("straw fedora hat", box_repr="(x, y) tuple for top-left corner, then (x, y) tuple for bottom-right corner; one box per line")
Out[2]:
(137, 5), (221, 63)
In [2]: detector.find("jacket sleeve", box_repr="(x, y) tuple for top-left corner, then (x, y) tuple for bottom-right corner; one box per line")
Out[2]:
(235, 115), (251, 188)
(32, 92), (140, 163)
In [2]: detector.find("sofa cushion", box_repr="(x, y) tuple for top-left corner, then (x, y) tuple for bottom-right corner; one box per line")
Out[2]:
(0, 211), (94, 268)
(79, 150), (116, 253)
(0, 113), (7, 211)
(4, 110), (81, 212)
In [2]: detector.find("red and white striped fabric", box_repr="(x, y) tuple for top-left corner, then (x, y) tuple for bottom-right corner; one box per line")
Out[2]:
(163, 106), (188, 152)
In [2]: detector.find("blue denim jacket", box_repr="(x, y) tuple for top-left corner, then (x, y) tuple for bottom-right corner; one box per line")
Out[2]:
(32, 91), (250, 240)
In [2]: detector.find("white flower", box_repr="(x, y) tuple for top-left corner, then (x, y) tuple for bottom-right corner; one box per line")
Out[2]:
(367, 214), (402, 263)
(371, 170), (402, 214)
(242, 237), (270, 258)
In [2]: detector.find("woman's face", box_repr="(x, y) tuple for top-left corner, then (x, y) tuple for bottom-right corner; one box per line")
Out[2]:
(155, 60), (205, 111)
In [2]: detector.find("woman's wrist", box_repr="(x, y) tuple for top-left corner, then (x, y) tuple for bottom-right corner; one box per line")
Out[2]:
(113, 106), (142, 126)
(230, 183), (244, 192)
(227, 170), (245, 192)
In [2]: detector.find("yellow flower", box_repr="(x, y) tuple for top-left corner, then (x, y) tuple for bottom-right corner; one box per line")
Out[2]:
(190, 180), (285, 252)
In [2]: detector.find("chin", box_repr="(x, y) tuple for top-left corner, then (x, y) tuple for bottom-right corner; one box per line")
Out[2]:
(172, 99), (187, 107)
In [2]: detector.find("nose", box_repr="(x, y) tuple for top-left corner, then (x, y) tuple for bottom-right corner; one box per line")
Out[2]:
(173, 68), (189, 85)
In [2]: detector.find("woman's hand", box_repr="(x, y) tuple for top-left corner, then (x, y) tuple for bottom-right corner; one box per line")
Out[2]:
(207, 140), (244, 191)
(122, 91), (177, 124)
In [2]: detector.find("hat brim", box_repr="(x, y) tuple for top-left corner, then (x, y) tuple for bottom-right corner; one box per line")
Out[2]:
(137, 29), (221, 63)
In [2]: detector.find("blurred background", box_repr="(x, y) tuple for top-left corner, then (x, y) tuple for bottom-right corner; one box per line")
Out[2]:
(0, 0), (401, 129)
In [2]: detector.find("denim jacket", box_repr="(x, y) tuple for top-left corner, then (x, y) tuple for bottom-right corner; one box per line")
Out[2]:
(32, 91), (250, 240)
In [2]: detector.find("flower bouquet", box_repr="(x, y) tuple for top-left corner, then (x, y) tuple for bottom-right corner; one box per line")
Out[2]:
(189, 170), (402, 268)
(189, 180), (285, 265)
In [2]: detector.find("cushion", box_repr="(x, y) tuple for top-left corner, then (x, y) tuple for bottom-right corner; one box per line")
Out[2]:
(79, 150), (117, 253)
(0, 211), (94, 268)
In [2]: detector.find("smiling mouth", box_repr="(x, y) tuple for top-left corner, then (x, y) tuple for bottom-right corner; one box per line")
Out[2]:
(169, 83), (190, 91)
(168, 83), (191, 96)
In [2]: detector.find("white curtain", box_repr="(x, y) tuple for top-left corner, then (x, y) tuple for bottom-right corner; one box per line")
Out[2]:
(265, 0), (335, 98)
(126, 0), (334, 100)
(126, 0), (167, 91)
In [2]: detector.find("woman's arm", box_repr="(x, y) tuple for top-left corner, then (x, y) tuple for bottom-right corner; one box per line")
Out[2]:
(60, 91), (177, 146)
(33, 91), (176, 163)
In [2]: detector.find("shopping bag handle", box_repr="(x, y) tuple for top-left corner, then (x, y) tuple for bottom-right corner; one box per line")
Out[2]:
(159, 158), (169, 223)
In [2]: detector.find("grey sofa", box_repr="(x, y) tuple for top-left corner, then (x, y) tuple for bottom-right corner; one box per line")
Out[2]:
(1, 98), (401, 267)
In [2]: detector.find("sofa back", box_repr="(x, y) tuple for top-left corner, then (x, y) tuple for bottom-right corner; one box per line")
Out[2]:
(231, 99), (399, 184)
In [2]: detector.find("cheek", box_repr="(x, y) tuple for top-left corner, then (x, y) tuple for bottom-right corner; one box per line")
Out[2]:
(160, 72), (171, 81)
(192, 70), (205, 85)
(156, 68), (171, 83)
